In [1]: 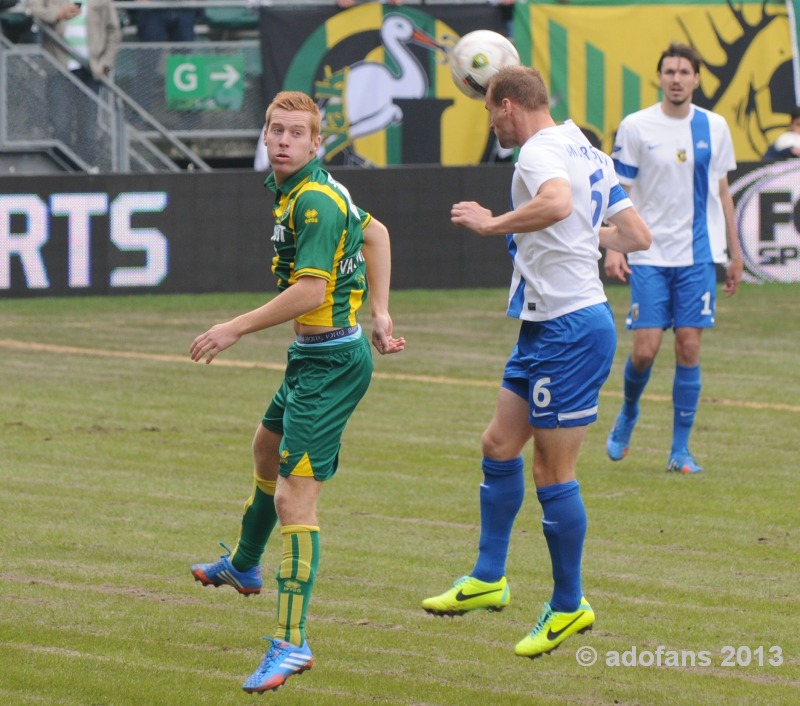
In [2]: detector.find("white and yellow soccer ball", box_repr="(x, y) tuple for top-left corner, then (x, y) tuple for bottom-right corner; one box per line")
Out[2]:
(449, 30), (521, 100)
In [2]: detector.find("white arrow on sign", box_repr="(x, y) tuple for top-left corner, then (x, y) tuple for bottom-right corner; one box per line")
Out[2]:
(209, 64), (241, 89)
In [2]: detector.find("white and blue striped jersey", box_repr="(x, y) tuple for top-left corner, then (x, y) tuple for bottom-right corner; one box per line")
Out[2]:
(612, 103), (736, 266)
(507, 120), (633, 322)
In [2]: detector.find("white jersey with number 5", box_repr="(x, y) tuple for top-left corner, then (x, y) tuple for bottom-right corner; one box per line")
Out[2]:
(507, 120), (633, 322)
(612, 103), (736, 266)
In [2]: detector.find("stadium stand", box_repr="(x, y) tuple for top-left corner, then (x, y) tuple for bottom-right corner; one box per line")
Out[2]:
(0, 1), (550, 174)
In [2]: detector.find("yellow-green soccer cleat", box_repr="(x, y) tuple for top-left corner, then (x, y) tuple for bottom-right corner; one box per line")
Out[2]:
(514, 597), (595, 658)
(422, 575), (510, 616)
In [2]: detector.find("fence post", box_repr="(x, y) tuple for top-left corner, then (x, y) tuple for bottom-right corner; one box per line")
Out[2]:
(114, 93), (129, 172)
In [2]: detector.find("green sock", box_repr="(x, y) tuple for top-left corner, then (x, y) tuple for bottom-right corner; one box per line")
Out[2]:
(230, 474), (278, 572)
(275, 525), (320, 646)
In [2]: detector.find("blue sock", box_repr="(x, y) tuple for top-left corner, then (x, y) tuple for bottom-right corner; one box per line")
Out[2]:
(471, 456), (525, 583)
(672, 364), (701, 454)
(622, 356), (652, 418)
(536, 480), (586, 613)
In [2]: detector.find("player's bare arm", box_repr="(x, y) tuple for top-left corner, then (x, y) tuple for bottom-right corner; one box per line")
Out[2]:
(601, 208), (652, 254)
(190, 275), (327, 364)
(600, 209), (651, 282)
(719, 176), (743, 297)
(451, 178), (572, 236)
(362, 218), (405, 355)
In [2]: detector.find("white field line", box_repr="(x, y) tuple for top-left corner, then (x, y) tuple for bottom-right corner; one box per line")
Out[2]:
(2, 338), (799, 413)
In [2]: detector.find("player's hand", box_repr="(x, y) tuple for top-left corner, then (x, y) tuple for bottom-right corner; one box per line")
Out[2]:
(603, 249), (631, 283)
(60, 4), (82, 20)
(723, 257), (743, 297)
(370, 313), (405, 355)
(451, 201), (493, 236)
(190, 321), (241, 364)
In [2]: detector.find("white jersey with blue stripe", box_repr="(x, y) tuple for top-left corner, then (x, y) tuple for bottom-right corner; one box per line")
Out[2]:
(612, 103), (736, 266)
(507, 120), (633, 322)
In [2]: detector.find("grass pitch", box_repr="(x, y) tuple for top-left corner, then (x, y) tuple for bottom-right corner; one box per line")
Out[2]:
(1, 284), (798, 705)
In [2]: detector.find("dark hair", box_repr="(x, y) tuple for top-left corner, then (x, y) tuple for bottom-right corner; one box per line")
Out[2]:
(657, 42), (701, 74)
(791, 107), (800, 122)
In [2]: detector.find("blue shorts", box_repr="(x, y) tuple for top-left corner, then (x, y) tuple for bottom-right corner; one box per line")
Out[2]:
(627, 263), (717, 330)
(502, 303), (616, 429)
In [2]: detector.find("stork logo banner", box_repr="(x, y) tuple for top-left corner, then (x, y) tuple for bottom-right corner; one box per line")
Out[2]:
(259, 4), (506, 167)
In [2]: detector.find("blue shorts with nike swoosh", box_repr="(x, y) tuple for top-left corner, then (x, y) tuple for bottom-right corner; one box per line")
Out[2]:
(626, 263), (717, 330)
(501, 303), (616, 429)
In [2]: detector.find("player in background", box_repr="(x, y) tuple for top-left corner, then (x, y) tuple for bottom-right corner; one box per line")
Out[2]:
(604, 42), (743, 474)
(189, 90), (405, 693)
(763, 106), (800, 161)
(422, 66), (652, 658)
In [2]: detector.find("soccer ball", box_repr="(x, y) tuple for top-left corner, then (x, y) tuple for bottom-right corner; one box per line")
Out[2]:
(449, 30), (521, 100)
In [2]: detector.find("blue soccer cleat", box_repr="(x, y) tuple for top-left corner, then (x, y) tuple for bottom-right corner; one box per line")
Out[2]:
(191, 542), (263, 595)
(606, 411), (638, 461)
(242, 638), (314, 693)
(666, 449), (703, 474)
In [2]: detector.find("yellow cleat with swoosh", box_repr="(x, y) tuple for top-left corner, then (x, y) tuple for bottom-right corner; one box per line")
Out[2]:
(514, 597), (595, 658)
(422, 575), (509, 616)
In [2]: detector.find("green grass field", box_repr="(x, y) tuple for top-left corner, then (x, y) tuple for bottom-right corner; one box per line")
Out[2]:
(1, 284), (798, 705)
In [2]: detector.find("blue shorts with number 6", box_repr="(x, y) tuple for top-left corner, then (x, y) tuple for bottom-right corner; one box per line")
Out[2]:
(627, 263), (717, 330)
(501, 302), (616, 429)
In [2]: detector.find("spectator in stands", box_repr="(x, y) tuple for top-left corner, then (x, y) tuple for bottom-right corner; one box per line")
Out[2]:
(0, 0), (36, 43)
(136, 0), (195, 42)
(28, 0), (121, 84)
(28, 0), (121, 168)
(763, 107), (800, 161)
(132, 1), (195, 121)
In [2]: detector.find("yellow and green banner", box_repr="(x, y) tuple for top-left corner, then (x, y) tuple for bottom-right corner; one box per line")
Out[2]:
(259, 1), (795, 165)
(514, 0), (794, 161)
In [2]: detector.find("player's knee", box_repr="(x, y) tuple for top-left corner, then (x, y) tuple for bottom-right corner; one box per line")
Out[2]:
(253, 427), (281, 469)
(481, 428), (519, 459)
(480, 429), (500, 458)
(631, 349), (657, 371)
(674, 337), (701, 366)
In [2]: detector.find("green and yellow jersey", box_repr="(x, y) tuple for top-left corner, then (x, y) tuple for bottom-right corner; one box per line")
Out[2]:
(265, 159), (369, 328)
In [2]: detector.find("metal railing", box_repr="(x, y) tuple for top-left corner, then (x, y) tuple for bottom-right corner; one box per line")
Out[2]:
(113, 40), (265, 138)
(1, 0), (498, 173)
(0, 21), (214, 172)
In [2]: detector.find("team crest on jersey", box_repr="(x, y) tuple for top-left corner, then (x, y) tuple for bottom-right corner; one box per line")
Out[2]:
(676, 149), (687, 163)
